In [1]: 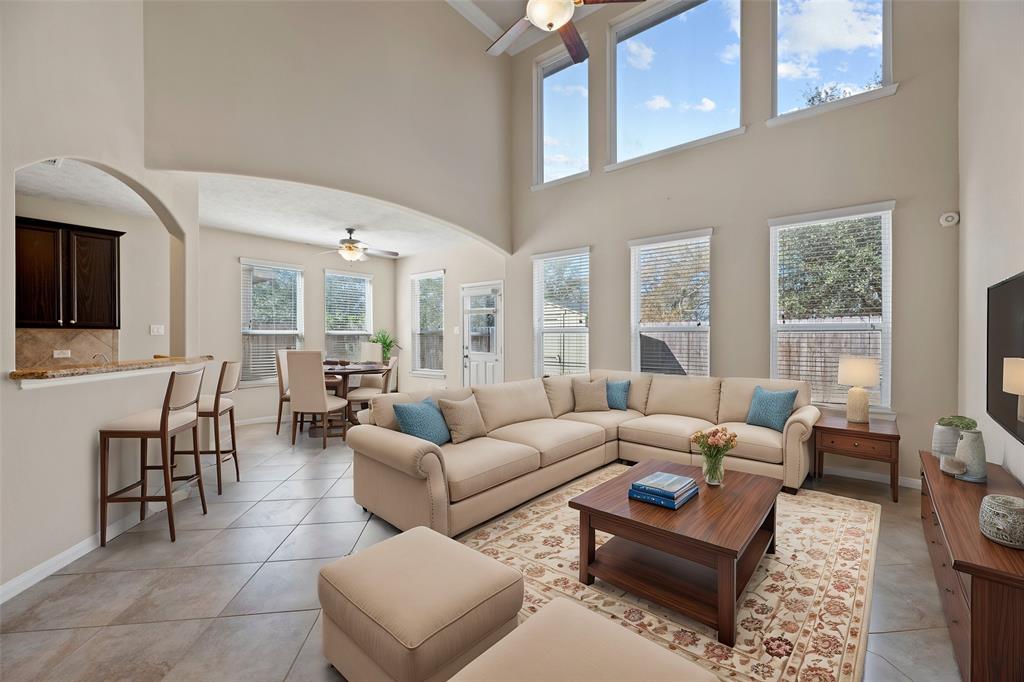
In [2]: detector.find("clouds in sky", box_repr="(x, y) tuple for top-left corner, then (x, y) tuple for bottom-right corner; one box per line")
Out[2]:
(719, 42), (740, 64)
(643, 96), (717, 113)
(624, 39), (655, 70)
(644, 95), (672, 110)
(551, 84), (588, 98)
(544, 135), (560, 147)
(682, 97), (717, 112)
(777, 0), (882, 79)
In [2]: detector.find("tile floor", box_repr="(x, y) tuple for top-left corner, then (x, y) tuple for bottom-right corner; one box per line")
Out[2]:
(0, 423), (961, 681)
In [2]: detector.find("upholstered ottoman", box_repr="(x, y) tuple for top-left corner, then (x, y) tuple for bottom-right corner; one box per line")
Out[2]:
(451, 598), (717, 681)
(317, 526), (524, 682)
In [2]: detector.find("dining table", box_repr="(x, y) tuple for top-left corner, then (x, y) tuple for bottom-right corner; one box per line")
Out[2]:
(322, 361), (389, 426)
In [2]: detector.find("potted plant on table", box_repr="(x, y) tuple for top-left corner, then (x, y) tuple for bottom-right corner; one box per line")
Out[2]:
(691, 426), (738, 486)
(368, 329), (401, 362)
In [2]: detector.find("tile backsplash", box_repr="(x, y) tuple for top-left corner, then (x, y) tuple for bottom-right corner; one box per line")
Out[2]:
(16, 328), (119, 368)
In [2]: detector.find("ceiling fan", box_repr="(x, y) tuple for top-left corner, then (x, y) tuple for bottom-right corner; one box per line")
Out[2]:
(318, 227), (399, 262)
(487, 0), (644, 64)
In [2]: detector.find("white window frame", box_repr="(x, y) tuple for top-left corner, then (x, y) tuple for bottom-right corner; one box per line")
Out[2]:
(768, 201), (894, 409)
(769, 0), (896, 125)
(239, 257), (304, 385)
(411, 270), (445, 377)
(629, 228), (713, 375)
(533, 45), (591, 190)
(606, 0), (745, 171)
(532, 246), (591, 377)
(324, 269), (373, 361)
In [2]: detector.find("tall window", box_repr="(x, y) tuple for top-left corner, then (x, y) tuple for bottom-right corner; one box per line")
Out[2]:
(630, 231), (711, 376)
(240, 259), (304, 382)
(612, 0), (740, 164)
(324, 271), (372, 362)
(533, 248), (590, 376)
(775, 0), (889, 115)
(538, 52), (589, 184)
(769, 202), (893, 407)
(411, 271), (444, 374)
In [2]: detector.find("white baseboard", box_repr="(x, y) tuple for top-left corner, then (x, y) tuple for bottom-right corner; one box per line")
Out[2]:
(821, 464), (922, 491)
(0, 513), (139, 604)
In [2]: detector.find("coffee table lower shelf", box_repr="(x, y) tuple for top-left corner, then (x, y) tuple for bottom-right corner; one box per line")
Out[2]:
(585, 528), (773, 645)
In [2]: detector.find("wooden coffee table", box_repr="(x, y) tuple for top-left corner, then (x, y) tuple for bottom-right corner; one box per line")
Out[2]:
(568, 460), (782, 646)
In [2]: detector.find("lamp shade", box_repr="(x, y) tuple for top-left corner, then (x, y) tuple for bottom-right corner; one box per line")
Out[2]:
(1004, 357), (1024, 395)
(837, 356), (880, 388)
(526, 0), (574, 31)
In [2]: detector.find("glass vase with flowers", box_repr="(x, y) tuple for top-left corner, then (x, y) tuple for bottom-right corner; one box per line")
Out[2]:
(690, 426), (738, 486)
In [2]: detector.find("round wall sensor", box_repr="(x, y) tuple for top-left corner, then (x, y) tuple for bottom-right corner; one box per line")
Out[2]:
(939, 212), (960, 227)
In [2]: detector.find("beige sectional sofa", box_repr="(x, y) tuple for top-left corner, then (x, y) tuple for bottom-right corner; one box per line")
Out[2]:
(348, 370), (820, 537)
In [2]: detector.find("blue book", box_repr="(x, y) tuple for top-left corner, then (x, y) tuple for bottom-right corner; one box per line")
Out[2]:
(631, 481), (696, 501)
(632, 472), (695, 497)
(628, 486), (698, 510)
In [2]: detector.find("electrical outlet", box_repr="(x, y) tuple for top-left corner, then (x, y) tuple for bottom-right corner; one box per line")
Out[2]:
(150, 325), (165, 336)
(53, 349), (71, 358)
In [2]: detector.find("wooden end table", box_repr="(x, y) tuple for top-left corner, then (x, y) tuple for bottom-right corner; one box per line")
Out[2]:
(813, 413), (901, 502)
(568, 459), (782, 646)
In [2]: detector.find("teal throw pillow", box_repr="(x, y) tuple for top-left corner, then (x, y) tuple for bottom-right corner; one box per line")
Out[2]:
(746, 385), (798, 433)
(393, 398), (451, 445)
(606, 380), (630, 411)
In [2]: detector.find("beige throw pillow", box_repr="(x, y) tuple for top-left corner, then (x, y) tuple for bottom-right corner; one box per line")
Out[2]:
(573, 377), (609, 412)
(438, 395), (488, 444)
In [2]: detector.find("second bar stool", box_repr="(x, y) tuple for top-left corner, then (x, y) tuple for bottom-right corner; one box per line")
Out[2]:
(176, 360), (241, 495)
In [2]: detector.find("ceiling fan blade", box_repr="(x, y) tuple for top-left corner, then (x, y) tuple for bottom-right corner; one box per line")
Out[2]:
(314, 249), (338, 255)
(558, 20), (589, 64)
(364, 247), (400, 258)
(487, 17), (531, 56)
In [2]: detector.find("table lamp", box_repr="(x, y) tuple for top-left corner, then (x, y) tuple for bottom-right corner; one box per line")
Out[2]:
(838, 356), (879, 423)
(1004, 357), (1024, 422)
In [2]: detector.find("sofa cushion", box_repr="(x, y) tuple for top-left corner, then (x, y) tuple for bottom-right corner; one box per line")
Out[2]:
(606, 380), (630, 410)
(618, 414), (714, 452)
(543, 375), (575, 417)
(645, 375), (722, 423)
(718, 377), (809, 424)
(440, 437), (540, 501)
(318, 526), (524, 682)
(590, 369), (653, 413)
(716, 422), (785, 464)
(369, 388), (473, 430)
(573, 377), (609, 412)
(393, 398), (451, 446)
(489, 418), (604, 467)
(438, 395), (488, 444)
(451, 598), (717, 682)
(473, 379), (554, 432)
(559, 409), (644, 442)
(746, 385), (798, 433)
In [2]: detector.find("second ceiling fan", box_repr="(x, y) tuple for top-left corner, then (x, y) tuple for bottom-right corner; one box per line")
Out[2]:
(487, 0), (645, 64)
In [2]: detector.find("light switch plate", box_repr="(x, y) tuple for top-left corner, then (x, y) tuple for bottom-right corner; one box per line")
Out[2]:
(150, 325), (165, 336)
(53, 349), (71, 358)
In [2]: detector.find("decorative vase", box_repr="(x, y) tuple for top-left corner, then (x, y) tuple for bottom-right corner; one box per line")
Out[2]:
(979, 494), (1024, 549)
(954, 429), (987, 483)
(702, 454), (725, 486)
(931, 424), (961, 458)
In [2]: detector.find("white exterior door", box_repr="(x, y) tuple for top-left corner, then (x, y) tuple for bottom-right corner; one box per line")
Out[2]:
(462, 282), (503, 387)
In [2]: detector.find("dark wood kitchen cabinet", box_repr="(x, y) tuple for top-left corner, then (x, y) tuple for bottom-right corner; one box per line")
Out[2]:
(15, 217), (123, 329)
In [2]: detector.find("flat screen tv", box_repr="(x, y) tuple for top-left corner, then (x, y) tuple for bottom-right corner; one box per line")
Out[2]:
(988, 270), (1024, 445)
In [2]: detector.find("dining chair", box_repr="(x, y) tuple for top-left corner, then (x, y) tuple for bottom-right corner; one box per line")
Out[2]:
(175, 361), (241, 494)
(275, 349), (290, 434)
(288, 350), (349, 448)
(343, 356), (398, 415)
(97, 366), (207, 544)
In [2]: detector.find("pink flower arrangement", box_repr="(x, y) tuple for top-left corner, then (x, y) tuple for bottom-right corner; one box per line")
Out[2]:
(691, 426), (737, 484)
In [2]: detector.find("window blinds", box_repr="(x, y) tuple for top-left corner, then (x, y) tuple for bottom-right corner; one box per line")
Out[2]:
(412, 272), (444, 372)
(770, 206), (893, 407)
(240, 260), (304, 381)
(325, 271), (372, 362)
(630, 232), (711, 376)
(533, 248), (590, 376)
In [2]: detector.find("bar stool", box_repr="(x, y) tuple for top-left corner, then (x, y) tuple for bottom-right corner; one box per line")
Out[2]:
(288, 350), (349, 448)
(275, 349), (290, 435)
(174, 361), (241, 495)
(98, 366), (207, 545)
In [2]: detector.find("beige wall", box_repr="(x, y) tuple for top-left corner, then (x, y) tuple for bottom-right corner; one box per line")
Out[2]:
(0, 1), (201, 589)
(14, 195), (174, 362)
(958, 0), (1024, 481)
(198, 226), (396, 422)
(394, 243), (508, 394)
(499, 0), (960, 479)
(142, 0), (513, 253)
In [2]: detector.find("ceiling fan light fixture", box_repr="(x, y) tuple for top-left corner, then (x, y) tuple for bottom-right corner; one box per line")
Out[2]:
(526, 0), (574, 31)
(338, 244), (366, 262)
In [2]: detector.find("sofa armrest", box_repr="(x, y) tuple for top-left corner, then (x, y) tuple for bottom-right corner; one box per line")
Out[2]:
(781, 405), (820, 490)
(784, 405), (820, 442)
(346, 425), (443, 479)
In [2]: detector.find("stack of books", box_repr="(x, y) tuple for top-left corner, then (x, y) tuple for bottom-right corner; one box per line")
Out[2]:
(628, 472), (698, 510)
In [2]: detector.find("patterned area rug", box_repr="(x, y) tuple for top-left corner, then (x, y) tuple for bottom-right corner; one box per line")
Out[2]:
(458, 464), (880, 682)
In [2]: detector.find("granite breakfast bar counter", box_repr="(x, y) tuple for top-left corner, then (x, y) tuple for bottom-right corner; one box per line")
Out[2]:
(8, 355), (214, 388)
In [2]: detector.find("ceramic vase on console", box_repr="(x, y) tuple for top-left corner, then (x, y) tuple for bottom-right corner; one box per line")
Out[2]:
(954, 429), (987, 483)
(691, 426), (737, 486)
(933, 415), (978, 475)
